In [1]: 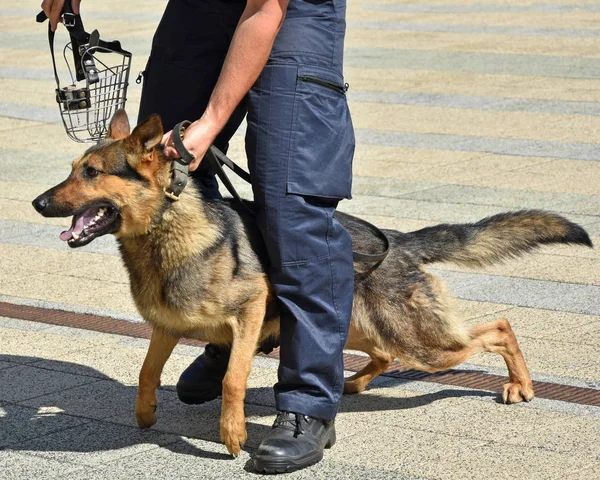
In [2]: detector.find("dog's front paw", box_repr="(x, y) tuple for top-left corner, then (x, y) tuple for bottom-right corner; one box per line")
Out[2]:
(136, 398), (158, 429)
(344, 378), (367, 394)
(502, 381), (534, 404)
(220, 414), (247, 457)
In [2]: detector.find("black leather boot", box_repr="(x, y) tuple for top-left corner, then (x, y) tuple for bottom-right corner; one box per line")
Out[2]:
(253, 411), (336, 473)
(176, 337), (280, 405)
(176, 344), (230, 405)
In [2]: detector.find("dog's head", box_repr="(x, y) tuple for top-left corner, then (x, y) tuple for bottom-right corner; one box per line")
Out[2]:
(32, 110), (169, 247)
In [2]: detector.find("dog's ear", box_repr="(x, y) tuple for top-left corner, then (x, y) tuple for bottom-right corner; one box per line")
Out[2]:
(107, 109), (131, 140)
(129, 114), (164, 151)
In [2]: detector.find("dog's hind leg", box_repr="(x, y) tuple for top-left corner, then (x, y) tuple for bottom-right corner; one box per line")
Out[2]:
(136, 326), (179, 429)
(220, 283), (268, 457)
(427, 318), (534, 404)
(343, 324), (394, 394)
(471, 318), (534, 404)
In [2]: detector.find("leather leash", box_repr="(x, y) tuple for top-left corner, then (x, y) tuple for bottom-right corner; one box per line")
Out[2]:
(166, 121), (390, 263)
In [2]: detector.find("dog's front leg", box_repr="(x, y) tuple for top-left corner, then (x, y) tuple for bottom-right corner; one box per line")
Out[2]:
(220, 291), (266, 457)
(136, 326), (179, 428)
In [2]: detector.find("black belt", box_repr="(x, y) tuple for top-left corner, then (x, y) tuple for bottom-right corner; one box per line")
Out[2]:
(166, 120), (390, 263)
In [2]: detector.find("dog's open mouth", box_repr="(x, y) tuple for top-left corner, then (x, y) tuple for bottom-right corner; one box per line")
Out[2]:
(60, 204), (121, 248)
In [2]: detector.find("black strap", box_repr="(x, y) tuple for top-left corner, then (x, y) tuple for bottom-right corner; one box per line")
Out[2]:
(164, 121), (192, 201)
(332, 211), (390, 263)
(204, 146), (255, 215)
(37, 5), (131, 87)
(37, 4), (89, 83)
(166, 121), (390, 263)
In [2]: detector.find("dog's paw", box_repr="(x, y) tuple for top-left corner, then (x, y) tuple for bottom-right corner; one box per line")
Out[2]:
(135, 399), (158, 429)
(502, 381), (534, 404)
(220, 415), (247, 457)
(344, 379), (367, 395)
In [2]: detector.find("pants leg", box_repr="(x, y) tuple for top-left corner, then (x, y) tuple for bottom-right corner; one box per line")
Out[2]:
(246, 61), (355, 420)
(137, 0), (247, 198)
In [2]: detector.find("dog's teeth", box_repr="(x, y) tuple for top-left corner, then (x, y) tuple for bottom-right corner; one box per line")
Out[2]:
(98, 208), (106, 217)
(72, 233), (80, 240)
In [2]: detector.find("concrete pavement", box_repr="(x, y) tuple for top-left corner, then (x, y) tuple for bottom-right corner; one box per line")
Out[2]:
(0, 0), (599, 478)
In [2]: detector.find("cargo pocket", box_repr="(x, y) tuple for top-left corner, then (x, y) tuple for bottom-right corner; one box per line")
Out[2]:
(287, 65), (355, 200)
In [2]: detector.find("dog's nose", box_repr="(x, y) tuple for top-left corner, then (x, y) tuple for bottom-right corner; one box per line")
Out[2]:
(32, 196), (47, 213)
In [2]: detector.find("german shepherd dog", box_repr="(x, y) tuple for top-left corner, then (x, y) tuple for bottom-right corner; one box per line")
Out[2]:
(33, 110), (592, 456)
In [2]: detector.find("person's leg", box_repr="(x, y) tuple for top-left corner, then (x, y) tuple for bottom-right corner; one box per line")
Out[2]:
(247, 61), (354, 413)
(246, 0), (354, 470)
(246, 61), (354, 474)
(138, 0), (246, 199)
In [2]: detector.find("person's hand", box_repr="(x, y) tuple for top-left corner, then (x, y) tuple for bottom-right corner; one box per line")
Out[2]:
(162, 118), (219, 172)
(41, 0), (82, 32)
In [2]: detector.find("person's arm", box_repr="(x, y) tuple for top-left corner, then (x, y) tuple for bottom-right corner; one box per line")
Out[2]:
(162, 0), (290, 171)
(41, 0), (82, 32)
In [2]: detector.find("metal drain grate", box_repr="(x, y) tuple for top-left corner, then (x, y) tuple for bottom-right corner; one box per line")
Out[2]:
(1, 301), (599, 407)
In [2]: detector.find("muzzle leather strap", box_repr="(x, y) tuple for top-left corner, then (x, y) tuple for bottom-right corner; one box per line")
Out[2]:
(164, 120), (193, 201)
(164, 119), (390, 263)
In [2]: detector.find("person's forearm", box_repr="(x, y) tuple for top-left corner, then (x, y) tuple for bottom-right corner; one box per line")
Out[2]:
(161, 0), (290, 165)
(200, 0), (289, 138)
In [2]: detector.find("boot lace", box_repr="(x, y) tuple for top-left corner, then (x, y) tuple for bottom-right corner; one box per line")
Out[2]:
(274, 411), (307, 438)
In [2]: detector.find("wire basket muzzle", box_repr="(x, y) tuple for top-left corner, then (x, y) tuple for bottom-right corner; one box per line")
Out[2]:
(57, 42), (132, 143)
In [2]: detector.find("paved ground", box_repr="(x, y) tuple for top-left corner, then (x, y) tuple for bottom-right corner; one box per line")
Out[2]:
(1, 0), (600, 478)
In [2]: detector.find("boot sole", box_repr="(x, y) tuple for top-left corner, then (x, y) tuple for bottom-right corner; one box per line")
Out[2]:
(253, 430), (335, 473)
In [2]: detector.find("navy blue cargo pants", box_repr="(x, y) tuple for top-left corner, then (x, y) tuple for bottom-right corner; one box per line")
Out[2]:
(139, 0), (355, 420)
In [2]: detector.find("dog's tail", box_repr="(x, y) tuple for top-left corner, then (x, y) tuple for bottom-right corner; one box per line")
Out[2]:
(401, 210), (592, 267)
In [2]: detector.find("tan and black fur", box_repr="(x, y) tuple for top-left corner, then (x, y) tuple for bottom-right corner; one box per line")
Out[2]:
(33, 110), (593, 456)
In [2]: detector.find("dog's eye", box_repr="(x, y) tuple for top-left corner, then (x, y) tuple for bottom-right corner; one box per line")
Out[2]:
(86, 167), (100, 178)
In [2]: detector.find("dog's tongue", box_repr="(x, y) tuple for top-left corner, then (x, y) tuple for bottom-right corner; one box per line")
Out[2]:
(59, 229), (72, 241)
(59, 207), (97, 241)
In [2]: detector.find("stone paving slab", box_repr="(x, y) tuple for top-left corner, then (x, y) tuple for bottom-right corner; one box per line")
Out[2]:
(6, 420), (181, 467)
(468, 335), (600, 381)
(345, 67), (600, 103)
(353, 102), (600, 143)
(0, 364), (101, 404)
(0, 403), (90, 449)
(329, 425), (594, 480)
(346, 47), (600, 79)
(0, 221), (120, 256)
(0, 450), (87, 479)
(61, 437), (417, 480)
(465, 306), (600, 341)
(0, 272), (137, 314)
(435, 253), (600, 286)
(345, 29), (600, 57)
(0, 327), (104, 364)
(17, 378), (174, 424)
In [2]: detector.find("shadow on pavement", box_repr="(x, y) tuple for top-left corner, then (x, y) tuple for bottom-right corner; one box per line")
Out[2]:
(0, 354), (495, 460)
